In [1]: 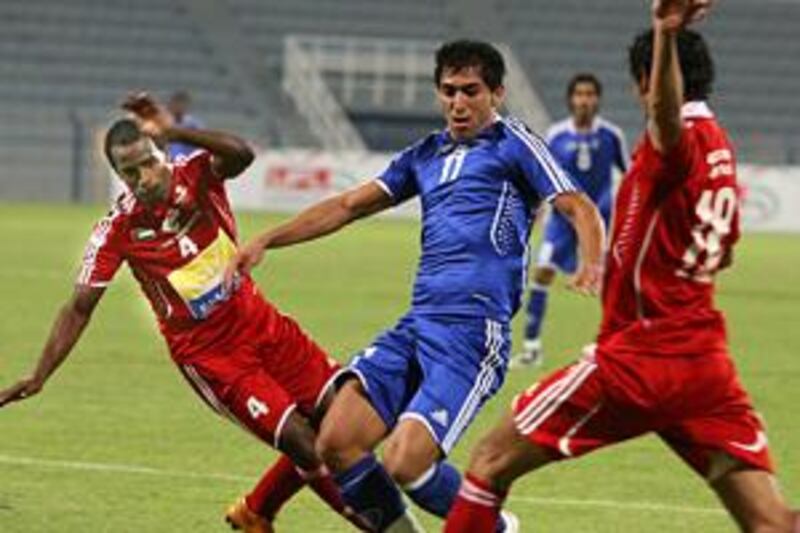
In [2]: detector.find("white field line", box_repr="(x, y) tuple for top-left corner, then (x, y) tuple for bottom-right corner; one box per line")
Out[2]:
(0, 454), (250, 483)
(508, 495), (724, 516)
(0, 453), (728, 517)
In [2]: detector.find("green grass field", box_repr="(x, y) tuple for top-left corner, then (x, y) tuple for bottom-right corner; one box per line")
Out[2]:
(1, 203), (798, 532)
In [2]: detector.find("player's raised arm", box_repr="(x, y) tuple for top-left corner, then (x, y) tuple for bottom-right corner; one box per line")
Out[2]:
(552, 192), (606, 295)
(123, 92), (254, 178)
(0, 286), (105, 407)
(224, 180), (393, 285)
(647, 0), (713, 153)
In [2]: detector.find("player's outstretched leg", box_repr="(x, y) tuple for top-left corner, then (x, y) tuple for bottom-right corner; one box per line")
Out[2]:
(383, 417), (456, 516)
(280, 410), (371, 529)
(317, 381), (424, 532)
(444, 413), (555, 533)
(227, 409), (368, 532)
(384, 419), (517, 532)
(711, 460), (799, 533)
(514, 267), (556, 368)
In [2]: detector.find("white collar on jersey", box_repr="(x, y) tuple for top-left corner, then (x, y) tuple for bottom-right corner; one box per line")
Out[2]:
(681, 101), (714, 119)
(571, 116), (601, 134)
(549, 116), (602, 136)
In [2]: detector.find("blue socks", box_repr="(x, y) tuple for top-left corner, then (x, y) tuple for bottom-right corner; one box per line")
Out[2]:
(334, 454), (406, 530)
(405, 461), (508, 532)
(525, 285), (549, 341)
(404, 461), (461, 517)
(336, 456), (510, 532)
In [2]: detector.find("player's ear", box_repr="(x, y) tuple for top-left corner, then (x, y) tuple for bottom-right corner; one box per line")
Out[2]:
(491, 85), (506, 108)
(638, 72), (650, 97)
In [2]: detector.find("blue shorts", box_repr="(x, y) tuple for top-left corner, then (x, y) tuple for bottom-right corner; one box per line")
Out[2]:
(340, 313), (510, 455)
(536, 203), (611, 274)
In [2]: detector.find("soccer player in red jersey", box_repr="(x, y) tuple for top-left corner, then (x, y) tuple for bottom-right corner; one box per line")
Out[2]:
(0, 94), (368, 533)
(444, 1), (799, 532)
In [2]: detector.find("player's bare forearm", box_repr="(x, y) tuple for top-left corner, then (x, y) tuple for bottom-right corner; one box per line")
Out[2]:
(256, 181), (392, 251)
(164, 126), (254, 177)
(647, 0), (716, 153)
(32, 286), (103, 383)
(225, 183), (390, 286)
(647, 25), (683, 153)
(0, 286), (103, 407)
(553, 192), (605, 293)
(559, 193), (604, 266)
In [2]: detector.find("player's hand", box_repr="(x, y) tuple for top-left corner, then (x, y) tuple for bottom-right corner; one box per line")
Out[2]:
(567, 262), (604, 297)
(224, 236), (268, 292)
(652, 0), (713, 31)
(121, 92), (174, 142)
(0, 377), (43, 408)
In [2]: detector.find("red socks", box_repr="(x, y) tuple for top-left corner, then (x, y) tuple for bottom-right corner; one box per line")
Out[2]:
(246, 455), (369, 531)
(246, 455), (305, 520)
(444, 473), (507, 533)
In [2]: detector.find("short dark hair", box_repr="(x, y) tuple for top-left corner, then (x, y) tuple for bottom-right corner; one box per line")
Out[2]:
(628, 29), (714, 101)
(567, 73), (603, 99)
(434, 40), (506, 90)
(104, 118), (143, 170)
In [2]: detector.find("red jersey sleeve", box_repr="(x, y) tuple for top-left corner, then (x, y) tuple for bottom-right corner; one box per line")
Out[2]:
(174, 150), (229, 207)
(643, 123), (701, 185)
(180, 150), (225, 185)
(76, 207), (126, 287)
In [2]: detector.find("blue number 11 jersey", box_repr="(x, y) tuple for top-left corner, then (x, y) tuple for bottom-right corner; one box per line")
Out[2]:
(377, 116), (578, 322)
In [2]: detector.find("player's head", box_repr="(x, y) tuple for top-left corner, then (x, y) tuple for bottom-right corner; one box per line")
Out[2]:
(168, 90), (191, 121)
(434, 39), (506, 141)
(628, 29), (714, 109)
(105, 118), (171, 204)
(566, 73), (602, 125)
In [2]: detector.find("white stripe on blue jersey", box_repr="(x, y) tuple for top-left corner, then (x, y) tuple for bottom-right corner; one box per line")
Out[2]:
(504, 118), (576, 195)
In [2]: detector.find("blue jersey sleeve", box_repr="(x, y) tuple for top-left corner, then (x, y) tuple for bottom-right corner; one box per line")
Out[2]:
(377, 146), (419, 204)
(504, 119), (578, 202)
(609, 125), (630, 173)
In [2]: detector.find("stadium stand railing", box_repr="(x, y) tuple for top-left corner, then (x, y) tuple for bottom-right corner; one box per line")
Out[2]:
(283, 36), (369, 152)
(281, 35), (549, 151)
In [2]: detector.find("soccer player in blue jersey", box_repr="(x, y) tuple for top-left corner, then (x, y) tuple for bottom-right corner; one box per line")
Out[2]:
(515, 73), (629, 367)
(227, 40), (605, 532)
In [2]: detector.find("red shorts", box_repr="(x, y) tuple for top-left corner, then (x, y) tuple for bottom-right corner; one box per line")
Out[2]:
(512, 345), (773, 478)
(170, 290), (340, 448)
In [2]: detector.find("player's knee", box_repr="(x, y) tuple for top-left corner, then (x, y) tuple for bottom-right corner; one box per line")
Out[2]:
(382, 438), (435, 487)
(467, 432), (526, 489)
(467, 434), (506, 482)
(743, 509), (796, 533)
(315, 423), (361, 473)
(315, 425), (345, 471)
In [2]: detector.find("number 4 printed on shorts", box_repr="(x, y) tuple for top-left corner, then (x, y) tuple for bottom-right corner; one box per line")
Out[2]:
(247, 395), (269, 420)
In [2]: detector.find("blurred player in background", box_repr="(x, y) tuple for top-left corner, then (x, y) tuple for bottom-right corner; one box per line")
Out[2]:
(515, 73), (628, 367)
(167, 90), (204, 161)
(228, 40), (605, 532)
(0, 94), (370, 533)
(444, 1), (800, 532)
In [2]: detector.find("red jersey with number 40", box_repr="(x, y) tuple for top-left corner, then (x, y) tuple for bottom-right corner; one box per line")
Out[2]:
(77, 151), (256, 348)
(598, 102), (740, 355)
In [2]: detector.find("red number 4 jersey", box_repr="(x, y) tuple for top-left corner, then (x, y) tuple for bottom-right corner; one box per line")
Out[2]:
(599, 102), (741, 355)
(77, 151), (250, 338)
